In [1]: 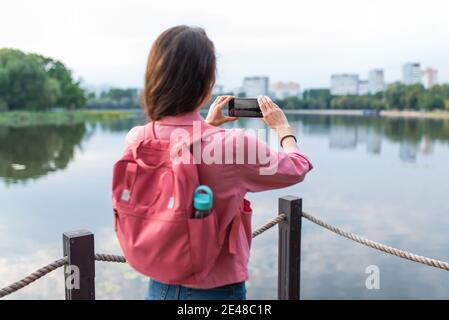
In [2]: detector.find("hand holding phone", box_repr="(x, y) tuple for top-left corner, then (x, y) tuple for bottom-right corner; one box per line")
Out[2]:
(206, 96), (238, 126)
(256, 96), (290, 131)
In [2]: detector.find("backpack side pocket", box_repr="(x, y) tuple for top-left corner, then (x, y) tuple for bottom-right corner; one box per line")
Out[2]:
(187, 209), (221, 281)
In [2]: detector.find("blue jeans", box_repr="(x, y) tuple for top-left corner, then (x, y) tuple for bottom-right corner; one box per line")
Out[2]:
(146, 278), (247, 300)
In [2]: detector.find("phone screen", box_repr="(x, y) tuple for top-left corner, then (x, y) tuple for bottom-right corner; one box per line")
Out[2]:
(228, 98), (263, 118)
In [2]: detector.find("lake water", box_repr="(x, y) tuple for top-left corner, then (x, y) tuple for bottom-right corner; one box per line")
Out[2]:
(1, 113), (449, 300)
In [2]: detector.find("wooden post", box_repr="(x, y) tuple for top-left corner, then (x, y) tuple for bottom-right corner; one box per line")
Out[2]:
(278, 196), (302, 300)
(63, 230), (95, 300)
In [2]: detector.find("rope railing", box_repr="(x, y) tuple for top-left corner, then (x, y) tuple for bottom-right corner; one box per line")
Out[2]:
(2, 210), (449, 299)
(0, 215), (284, 299)
(0, 258), (67, 299)
(0, 254), (129, 299)
(94, 253), (127, 263)
(252, 213), (286, 238)
(302, 211), (449, 271)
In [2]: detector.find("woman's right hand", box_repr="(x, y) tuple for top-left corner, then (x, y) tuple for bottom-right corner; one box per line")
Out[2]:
(257, 96), (290, 131)
(205, 95), (238, 127)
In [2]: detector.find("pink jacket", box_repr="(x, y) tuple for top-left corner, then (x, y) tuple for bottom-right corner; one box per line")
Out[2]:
(134, 111), (313, 289)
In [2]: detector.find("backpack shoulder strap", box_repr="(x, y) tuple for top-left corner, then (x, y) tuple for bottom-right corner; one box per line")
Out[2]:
(125, 123), (150, 147)
(146, 121), (156, 139)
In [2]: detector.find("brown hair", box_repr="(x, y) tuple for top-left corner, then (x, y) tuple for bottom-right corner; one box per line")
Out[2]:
(142, 25), (216, 120)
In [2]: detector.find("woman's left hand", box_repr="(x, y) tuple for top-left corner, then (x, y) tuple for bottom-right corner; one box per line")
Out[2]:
(205, 95), (238, 127)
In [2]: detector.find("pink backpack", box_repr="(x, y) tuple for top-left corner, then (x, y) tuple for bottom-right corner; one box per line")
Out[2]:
(112, 122), (223, 284)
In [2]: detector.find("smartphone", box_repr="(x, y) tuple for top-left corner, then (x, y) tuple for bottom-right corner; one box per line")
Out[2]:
(228, 98), (263, 118)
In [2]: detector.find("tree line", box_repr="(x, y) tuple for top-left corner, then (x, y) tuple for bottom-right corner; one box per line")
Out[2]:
(2, 48), (449, 112)
(86, 88), (140, 109)
(276, 83), (449, 111)
(0, 49), (85, 111)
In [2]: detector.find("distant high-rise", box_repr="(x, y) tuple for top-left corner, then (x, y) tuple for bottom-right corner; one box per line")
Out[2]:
(330, 74), (359, 95)
(422, 68), (438, 89)
(212, 84), (224, 95)
(368, 69), (385, 94)
(358, 80), (369, 95)
(270, 81), (301, 100)
(402, 63), (421, 85)
(242, 76), (269, 97)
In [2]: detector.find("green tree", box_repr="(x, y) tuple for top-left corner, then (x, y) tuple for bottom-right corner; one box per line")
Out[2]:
(87, 88), (141, 109)
(384, 82), (408, 109)
(403, 84), (424, 109)
(0, 49), (55, 110)
(417, 92), (444, 110)
(282, 96), (301, 109)
(303, 89), (332, 109)
(0, 49), (85, 111)
(429, 84), (449, 100)
(31, 54), (86, 109)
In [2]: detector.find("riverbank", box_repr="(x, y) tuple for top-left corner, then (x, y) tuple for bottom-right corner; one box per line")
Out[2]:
(0, 110), (139, 127)
(380, 110), (449, 119)
(2, 109), (449, 127)
(284, 109), (449, 119)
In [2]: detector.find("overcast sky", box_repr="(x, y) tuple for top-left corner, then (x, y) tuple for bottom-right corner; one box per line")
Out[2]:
(1, 0), (448, 91)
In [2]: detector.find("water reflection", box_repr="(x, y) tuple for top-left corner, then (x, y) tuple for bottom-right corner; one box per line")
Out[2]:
(0, 124), (88, 185)
(1, 114), (448, 185)
(295, 115), (449, 162)
(0, 117), (145, 185)
(1, 113), (449, 299)
(95, 116), (145, 133)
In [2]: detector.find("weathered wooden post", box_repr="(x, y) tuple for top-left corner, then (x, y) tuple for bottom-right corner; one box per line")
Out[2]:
(278, 196), (302, 300)
(63, 230), (95, 300)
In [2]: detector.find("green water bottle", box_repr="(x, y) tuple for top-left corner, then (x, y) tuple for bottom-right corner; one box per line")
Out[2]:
(193, 185), (213, 219)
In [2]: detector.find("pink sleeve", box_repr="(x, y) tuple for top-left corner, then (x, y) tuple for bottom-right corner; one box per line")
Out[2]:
(235, 131), (313, 192)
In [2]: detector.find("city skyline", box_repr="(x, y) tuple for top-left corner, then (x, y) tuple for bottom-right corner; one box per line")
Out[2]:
(1, 0), (449, 91)
(89, 59), (443, 97)
(218, 61), (440, 98)
(329, 63), (440, 96)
